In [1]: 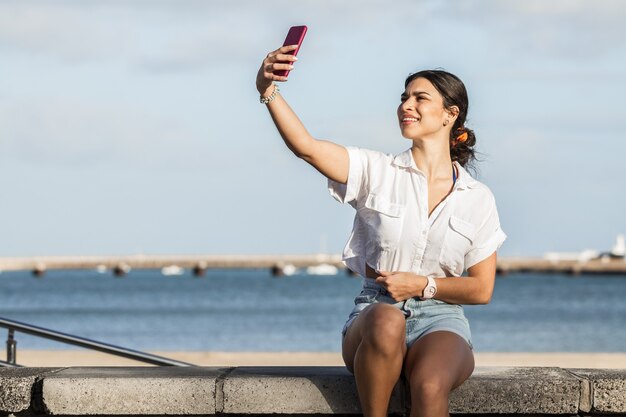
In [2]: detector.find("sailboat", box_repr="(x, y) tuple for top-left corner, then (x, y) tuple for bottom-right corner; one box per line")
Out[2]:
(610, 234), (625, 258)
(306, 234), (340, 276)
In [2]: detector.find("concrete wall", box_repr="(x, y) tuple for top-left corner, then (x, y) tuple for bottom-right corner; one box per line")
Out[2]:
(1, 366), (625, 416)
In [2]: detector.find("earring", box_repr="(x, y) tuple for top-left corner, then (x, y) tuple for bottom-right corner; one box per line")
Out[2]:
(443, 120), (449, 126)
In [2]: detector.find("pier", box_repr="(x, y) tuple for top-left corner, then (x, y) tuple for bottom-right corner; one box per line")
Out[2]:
(0, 254), (625, 276)
(0, 254), (344, 277)
(497, 256), (626, 275)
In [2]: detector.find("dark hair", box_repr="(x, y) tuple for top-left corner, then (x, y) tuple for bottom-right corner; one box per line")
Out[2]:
(404, 70), (476, 169)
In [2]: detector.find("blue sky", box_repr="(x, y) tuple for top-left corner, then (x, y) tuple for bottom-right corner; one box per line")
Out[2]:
(1, 0), (625, 257)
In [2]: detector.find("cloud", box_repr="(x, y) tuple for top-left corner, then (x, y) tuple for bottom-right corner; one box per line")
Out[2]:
(1, 0), (624, 74)
(0, 97), (208, 169)
(0, 2), (134, 62)
(0, 0), (434, 72)
(451, 0), (626, 59)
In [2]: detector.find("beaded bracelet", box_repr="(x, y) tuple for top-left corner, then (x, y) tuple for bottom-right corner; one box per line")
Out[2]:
(259, 84), (280, 104)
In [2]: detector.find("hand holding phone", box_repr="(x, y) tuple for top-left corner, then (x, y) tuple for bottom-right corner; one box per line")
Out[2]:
(273, 25), (307, 77)
(256, 25), (307, 95)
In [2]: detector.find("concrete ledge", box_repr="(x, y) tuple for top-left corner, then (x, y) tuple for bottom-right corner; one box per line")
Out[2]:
(221, 366), (403, 415)
(0, 367), (63, 414)
(0, 366), (625, 416)
(570, 369), (626, 414)
(449, 367), (582, 415)
(40, 367), (224, 415)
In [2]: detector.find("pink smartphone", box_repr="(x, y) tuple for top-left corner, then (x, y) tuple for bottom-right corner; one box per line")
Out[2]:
(274, 25), (307, 77)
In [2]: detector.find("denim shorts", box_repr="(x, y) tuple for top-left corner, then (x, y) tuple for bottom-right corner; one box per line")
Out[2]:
(341, 283), (473, 350)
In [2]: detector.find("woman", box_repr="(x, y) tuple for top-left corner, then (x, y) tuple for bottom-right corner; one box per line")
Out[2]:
(256, 44), (506, 417)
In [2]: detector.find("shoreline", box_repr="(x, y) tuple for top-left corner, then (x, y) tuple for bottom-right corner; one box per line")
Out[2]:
(8, 351), (626, 368)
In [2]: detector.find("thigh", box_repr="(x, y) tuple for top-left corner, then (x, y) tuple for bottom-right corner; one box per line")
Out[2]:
(403, 330), (474, 390)
(342, 303), (407, 373)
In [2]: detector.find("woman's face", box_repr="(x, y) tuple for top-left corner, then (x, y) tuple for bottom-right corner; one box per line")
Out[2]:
(397, 77), (451, 141)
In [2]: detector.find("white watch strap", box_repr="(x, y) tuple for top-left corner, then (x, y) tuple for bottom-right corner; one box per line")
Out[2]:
(421, 276), (437, 299)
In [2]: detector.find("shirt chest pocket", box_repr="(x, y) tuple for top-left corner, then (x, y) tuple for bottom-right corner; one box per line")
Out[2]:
(439, 216), (476, 277)
(360, 193), (405, 250)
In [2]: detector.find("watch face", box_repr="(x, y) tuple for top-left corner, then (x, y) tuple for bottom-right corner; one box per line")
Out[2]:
(426, 286), (435, 296)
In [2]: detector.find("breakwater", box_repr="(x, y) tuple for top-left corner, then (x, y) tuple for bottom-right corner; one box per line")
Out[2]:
(497, 256), (626, 275)
(0, 254), (625, 275)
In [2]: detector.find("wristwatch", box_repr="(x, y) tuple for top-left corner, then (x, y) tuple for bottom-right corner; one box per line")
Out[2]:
(420, 276), (437, 300)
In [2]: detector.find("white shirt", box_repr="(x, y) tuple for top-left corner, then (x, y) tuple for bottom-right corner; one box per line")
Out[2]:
(328, 147), (507, 285)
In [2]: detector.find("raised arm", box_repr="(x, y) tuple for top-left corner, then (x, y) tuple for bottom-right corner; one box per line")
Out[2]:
(256, 45), (349, 184)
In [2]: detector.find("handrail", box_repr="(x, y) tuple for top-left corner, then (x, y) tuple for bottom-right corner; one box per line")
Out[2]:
(0, 317), (193, 367)
(0, 359), (21, 368)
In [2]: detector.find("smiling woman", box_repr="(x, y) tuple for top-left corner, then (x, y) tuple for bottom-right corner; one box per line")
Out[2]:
(256, 43), (506, 417)
(400, 70), (477, 169)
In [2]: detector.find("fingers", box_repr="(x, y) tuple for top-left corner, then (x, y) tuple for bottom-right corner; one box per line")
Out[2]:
(264, 62), (294, 73)
(375, 270), (395, 286)
(375, 276), (388, 287)
(267, 44), (299, 57)
(271, 53), (298, 63)
(259, 46), (299, 83)
(262, 64), (290, 82)
(259, 62), (290, 83)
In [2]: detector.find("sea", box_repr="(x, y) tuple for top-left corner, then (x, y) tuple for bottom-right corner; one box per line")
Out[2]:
(0, 269), (625, 352)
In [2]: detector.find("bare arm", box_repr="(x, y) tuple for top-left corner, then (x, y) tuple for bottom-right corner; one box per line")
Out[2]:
(430, 252), (497, 305)
(256, 45), (349, 184)
(374, 252), (498, 305)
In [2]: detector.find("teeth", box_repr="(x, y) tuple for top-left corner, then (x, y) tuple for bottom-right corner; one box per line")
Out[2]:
(403, 117), (418, 122)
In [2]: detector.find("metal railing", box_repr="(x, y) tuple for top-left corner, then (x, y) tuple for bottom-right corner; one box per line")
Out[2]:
(0, 317), (193, 367)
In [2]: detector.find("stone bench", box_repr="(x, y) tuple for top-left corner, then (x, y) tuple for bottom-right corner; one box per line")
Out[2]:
(1, 366), (625, 416)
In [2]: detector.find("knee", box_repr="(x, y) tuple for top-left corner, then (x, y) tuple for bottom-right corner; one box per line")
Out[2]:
(360, 304), (405, 353)
(410, 375), (450, 404)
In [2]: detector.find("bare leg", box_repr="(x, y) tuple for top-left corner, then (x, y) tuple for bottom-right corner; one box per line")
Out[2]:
(342, 304), (407, 417)
(403, 331), (474, 417)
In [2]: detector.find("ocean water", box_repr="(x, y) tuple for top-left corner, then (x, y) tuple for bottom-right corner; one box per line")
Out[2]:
(0, 269), (625, 352)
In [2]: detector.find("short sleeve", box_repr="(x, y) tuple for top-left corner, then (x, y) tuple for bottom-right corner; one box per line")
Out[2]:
(328, 146), (368, 206)
(464, 195), (507, 269)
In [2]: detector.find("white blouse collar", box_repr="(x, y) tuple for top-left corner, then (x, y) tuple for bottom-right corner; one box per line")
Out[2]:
(392, 149), (479, 190)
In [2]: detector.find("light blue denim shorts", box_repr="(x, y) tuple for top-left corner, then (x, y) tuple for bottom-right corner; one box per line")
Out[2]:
(342, 283), (473, 350)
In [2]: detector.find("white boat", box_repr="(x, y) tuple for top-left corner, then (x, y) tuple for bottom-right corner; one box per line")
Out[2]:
(544, 234), (625, 262)
(161, 265), (184, 276)
(282, 264), (298, 276)
(306, 263), (339, 276)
